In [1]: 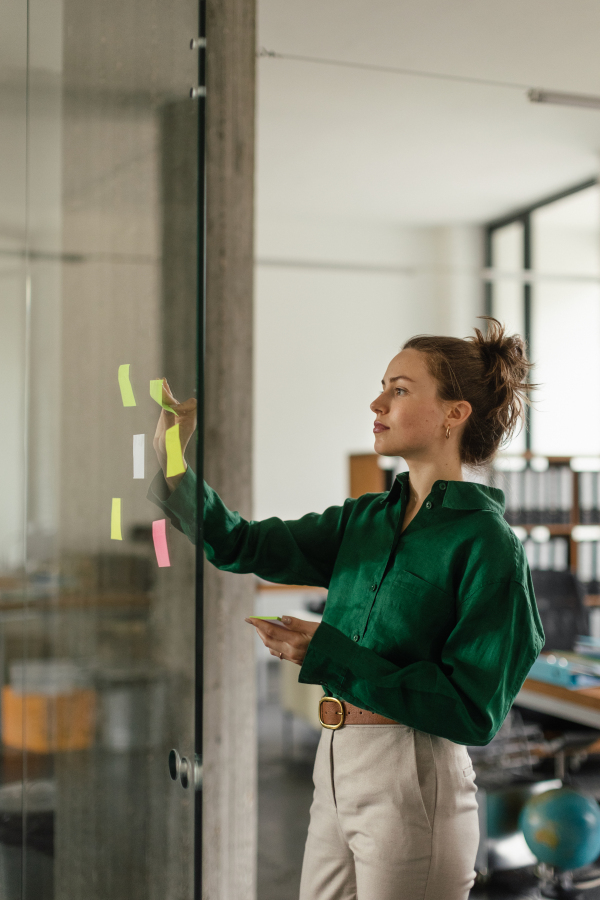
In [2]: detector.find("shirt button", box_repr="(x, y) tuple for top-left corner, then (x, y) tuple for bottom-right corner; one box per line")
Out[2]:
(425, 501), (432, 509)
(353, 634), (360, 642)
(439, 482), (446, 491)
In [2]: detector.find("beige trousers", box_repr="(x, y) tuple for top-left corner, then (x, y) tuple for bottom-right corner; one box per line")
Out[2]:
(299, 724), (479, 900)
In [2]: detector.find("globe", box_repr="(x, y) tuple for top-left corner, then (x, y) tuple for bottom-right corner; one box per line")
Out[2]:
(519, 787), (600, 871)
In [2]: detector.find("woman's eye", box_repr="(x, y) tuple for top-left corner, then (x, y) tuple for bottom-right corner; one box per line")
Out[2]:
(395, 387), (406, 396)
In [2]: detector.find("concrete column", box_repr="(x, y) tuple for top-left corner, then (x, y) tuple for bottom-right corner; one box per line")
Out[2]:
(203, 1), (256, 898)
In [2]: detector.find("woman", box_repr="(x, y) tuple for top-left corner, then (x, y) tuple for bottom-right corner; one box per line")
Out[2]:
(150, 317), (544, 900)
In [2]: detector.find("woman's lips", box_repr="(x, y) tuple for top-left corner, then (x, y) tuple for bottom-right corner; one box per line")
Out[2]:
(373, 422), (390, 434)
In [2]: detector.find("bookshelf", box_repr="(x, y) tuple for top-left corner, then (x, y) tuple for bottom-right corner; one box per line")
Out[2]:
(348, 453), (600, 608)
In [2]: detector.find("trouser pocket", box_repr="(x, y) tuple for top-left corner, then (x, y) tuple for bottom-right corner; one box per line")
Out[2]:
(412, 729), (437, 830)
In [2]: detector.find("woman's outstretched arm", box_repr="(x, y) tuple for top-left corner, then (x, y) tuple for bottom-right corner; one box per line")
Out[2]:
(148, 380), (355, 588)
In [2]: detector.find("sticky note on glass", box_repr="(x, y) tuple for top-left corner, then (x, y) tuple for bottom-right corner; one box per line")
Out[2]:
(118, 365), (136, 407)
(150, 379), (176, 413)
(111, 498), (122, 540)
(133, 434), (145, 479)
(165, 423), (186, 478)
(152, 519), (171, 567)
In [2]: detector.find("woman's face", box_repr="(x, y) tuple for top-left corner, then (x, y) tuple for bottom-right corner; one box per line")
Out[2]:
(370, 348), (457, 459)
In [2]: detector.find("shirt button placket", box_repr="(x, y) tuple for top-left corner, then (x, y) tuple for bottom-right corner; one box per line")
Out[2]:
(425, 501), (432, 509)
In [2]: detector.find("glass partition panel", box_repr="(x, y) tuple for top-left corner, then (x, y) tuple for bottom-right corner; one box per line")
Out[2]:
(0, 0), (29, 895)
(1, 0), (201, 897)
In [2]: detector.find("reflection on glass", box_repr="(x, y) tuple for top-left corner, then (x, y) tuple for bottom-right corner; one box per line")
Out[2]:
(0, 0), (199, 896)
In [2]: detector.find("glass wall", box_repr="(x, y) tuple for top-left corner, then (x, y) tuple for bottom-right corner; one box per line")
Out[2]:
(0, 0), (200, 896)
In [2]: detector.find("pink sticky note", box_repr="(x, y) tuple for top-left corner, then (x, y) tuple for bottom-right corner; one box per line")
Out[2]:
(152, 519), (171, 567)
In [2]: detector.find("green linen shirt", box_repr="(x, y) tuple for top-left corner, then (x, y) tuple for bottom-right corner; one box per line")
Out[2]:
(149, 467), (544, 746)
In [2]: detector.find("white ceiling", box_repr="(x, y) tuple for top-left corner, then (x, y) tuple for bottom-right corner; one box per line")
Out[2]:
(257, 0), (600, 226)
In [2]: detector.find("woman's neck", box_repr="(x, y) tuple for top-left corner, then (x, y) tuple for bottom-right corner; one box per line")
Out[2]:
(405, 458), (464, 509)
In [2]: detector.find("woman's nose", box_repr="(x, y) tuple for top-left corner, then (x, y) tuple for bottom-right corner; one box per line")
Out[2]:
(370, 396), (383, 413)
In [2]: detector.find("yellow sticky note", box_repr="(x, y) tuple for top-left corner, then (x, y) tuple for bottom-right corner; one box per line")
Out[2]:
(150, 379), (176, 413)
(118, 365), (136, 407)
(111, 498), (122, 540)
(165, 423), (186, 478)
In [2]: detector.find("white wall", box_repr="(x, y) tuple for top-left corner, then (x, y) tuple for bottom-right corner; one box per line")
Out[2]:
(253, 216), (483, 520)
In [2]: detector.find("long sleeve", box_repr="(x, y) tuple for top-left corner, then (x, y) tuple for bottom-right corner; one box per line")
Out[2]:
(148, 467), (198, 544)
(299, 577), (544, 745)
(148, 467), (356, 588)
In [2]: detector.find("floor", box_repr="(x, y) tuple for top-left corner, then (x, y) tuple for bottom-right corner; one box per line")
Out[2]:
(257, 662), (600, 900)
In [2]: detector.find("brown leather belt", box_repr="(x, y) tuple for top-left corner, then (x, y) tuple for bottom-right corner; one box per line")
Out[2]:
(318, 696), (399, 729)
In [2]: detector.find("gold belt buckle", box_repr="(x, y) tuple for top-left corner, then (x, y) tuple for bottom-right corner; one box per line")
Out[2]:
(319, 696), (345, 730)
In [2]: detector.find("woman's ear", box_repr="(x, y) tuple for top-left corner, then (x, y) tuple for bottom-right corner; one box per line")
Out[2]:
(448, 400), (472, 427)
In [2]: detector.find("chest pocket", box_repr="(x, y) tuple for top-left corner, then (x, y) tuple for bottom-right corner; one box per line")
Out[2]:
(369, 569), (455, 660)
(389, 569), (454, 620)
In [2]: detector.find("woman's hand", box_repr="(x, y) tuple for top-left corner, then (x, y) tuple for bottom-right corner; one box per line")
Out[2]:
(152, 378), (198, 492)
(245, 616), (320, 666)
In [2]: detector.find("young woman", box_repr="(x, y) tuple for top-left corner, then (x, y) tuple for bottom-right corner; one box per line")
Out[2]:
(150, 317), (544, 900)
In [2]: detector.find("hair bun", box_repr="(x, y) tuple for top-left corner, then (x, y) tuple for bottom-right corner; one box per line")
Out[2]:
(473, 317), (530, 388)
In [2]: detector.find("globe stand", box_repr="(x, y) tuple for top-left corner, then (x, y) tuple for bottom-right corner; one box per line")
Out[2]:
(538, 865), (583, 900)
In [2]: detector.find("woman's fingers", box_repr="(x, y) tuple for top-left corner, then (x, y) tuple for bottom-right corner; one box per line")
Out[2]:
(245, 617), (312, 665)
(174, 397), (197, 415)
(281, 616), (320, 637)
(162, 378), (179, 407)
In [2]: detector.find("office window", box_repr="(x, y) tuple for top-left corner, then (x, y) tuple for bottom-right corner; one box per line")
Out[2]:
(531, 187), (600, 455)
(487, 181), (600, 458)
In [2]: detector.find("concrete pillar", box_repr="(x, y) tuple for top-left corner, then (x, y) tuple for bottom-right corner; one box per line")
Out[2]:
(203, 1), (256, 898)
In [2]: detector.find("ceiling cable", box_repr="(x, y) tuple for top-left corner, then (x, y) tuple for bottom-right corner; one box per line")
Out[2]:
(258, 48), (600, 110)
(258, 48), (531, 92)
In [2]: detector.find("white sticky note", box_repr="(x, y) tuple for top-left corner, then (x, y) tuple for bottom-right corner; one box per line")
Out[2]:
(133, 434), (145, 480)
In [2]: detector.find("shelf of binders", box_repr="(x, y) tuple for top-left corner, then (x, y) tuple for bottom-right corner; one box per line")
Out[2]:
(348, 452), (600, 607)
(490, 455), (600, 605)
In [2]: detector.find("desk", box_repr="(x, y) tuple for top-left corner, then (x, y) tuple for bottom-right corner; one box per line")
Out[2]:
(516, 678), (600, 731)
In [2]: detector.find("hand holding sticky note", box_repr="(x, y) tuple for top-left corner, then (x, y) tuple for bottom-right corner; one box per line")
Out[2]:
(165, 423), (186, 478)
(118, 365), (136, 407)
(150, 379), (177, 414)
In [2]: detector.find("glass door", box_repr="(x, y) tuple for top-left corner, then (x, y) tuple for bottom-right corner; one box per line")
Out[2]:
(0, 0), (202, 896)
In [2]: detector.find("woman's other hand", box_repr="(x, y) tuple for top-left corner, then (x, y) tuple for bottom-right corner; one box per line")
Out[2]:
(245, 616), (320, 666)
(152, 378), (198, 492)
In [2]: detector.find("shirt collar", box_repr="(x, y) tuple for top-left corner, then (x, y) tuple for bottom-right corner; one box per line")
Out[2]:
(386, 470), (505, 515)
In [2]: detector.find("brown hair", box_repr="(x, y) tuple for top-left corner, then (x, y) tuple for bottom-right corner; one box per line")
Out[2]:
(402, 317), (534, 468)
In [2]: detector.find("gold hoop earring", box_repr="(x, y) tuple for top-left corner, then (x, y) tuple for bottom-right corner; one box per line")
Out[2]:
(445, 426), (450, 440)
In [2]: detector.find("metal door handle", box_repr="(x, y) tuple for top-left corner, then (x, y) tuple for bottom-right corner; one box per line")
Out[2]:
(168, 749), (203, 790)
